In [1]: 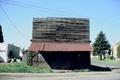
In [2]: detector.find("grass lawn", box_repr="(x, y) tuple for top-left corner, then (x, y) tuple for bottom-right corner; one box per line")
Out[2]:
(0, 62), (51, 73)
(101, 59), (118, 64)
(91, 57), (118, 65)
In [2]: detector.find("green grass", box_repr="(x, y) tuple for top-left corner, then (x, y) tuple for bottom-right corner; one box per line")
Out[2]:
(101, 59), (118, 64)
(92, 57), (118, 65)
(0, 62), (51, 73)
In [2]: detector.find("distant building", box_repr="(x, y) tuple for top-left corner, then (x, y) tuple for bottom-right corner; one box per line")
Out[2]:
(29, 17), (92, 69)
(112, 42), (120, 60)
(0, 43), (20, 62)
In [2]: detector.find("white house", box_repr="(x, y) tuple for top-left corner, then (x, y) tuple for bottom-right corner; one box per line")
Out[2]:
(112, 42), (120, 60)
(0, 43), (20, 62)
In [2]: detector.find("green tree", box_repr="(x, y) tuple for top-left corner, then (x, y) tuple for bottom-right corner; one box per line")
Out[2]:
(93, 31), (111, 60)
(0, 25), (4, 43)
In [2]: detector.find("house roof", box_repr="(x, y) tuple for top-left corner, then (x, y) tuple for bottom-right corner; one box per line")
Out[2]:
(29, 42), (93, 52)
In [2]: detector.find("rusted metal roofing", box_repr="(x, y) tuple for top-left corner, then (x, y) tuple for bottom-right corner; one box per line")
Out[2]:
(29, 42), (93, 52)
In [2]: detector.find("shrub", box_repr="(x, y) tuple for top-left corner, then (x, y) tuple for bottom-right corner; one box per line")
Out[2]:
(0, 62), (51, 73)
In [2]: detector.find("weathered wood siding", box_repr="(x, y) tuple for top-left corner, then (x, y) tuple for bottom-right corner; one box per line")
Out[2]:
(32, 17), (90, 43)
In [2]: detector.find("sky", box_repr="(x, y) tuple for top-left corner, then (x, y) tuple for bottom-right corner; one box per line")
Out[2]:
(0, 0), (120, 49)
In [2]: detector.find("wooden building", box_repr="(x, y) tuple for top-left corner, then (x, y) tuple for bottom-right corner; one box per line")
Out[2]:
(29, 17), (92, 69)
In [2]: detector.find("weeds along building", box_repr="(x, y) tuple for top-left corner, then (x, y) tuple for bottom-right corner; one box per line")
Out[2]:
(29, 17), (93, 69)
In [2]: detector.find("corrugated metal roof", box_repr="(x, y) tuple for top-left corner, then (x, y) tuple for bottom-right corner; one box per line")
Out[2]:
(29, 42), (93, 52)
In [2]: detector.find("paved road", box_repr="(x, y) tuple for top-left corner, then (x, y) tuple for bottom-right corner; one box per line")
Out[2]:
(0, 72), (120, 80)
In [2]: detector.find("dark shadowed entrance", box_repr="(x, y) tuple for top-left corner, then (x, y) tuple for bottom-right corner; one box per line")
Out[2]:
(40, 51), (90, 70)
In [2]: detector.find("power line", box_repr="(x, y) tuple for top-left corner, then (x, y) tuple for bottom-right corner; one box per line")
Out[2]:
(0, 0), (53, 15)
(0, 0), (80, 17)
(0, 5), (28, 40)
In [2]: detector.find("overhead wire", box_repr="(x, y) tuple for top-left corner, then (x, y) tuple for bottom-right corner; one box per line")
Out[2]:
(0, 0), (80, 17)
(0, 5), (28, 40)
(0, 0), (51, 15)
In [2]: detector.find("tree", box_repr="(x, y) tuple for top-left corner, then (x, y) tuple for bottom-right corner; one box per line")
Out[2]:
(93, 31), (111, 60)
(0, 25), (4, 43)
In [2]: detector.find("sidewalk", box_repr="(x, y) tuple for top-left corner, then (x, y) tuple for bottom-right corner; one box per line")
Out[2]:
(0, 72), (120, 80)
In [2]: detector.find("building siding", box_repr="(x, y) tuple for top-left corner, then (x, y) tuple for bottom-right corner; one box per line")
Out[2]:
(32, 17), (90, 43)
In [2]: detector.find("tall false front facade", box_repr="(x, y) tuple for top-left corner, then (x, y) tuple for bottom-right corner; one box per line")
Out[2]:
(29, 17), (92, 69)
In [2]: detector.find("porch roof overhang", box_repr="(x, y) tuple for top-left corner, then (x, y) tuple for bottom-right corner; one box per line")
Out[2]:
(29, 42), (93, 52)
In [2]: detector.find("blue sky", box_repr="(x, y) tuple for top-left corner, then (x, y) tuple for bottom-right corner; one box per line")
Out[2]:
(0, 0), (120, 49)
